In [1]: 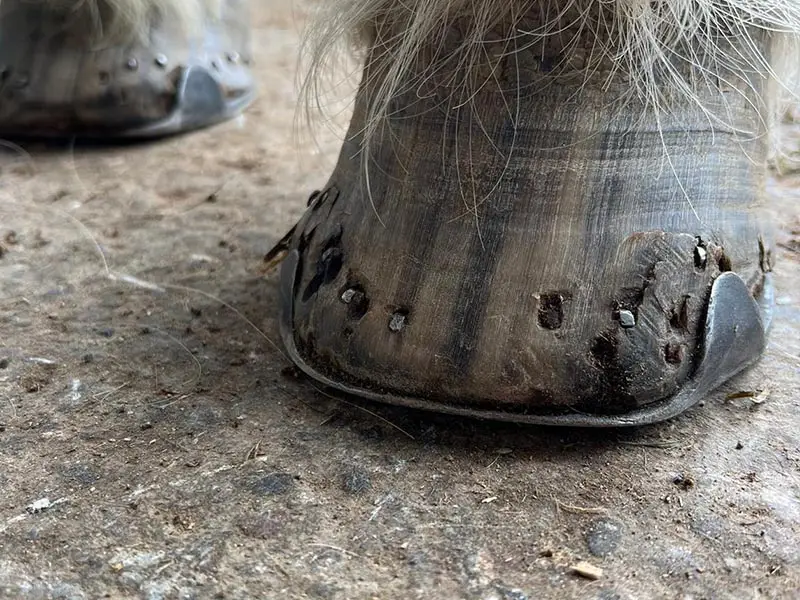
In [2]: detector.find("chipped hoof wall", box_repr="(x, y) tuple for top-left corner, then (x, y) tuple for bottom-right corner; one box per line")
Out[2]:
(0, 0), (255, 139)
(278, 239), (772, 427)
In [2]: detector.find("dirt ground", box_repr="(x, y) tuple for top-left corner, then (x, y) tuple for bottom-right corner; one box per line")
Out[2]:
(1, 2), (799, 599)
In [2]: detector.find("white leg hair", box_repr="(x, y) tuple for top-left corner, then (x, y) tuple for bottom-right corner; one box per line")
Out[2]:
(300, 0), (800, 146)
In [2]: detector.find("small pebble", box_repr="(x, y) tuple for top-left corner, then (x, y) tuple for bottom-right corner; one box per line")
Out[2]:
(570, 561), (604, 581)
(673, 473), (695, 490)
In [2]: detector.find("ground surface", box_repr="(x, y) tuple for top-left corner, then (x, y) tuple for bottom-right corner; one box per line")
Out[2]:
(1, 3), (800, 599)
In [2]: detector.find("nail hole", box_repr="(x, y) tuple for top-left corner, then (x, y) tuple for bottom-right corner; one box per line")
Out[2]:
(664, 342), (683, 365)
(670, 297), (690, 330)
(537, 292), (564, 330)
(98, 71), (110, 84)
(590, 333), (617, 367)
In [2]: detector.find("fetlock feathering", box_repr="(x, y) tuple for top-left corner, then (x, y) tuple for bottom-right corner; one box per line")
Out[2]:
(300, 0), (800, 146)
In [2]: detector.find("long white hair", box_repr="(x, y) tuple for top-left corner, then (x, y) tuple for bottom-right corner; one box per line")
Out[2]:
(300, 0), (800, 147)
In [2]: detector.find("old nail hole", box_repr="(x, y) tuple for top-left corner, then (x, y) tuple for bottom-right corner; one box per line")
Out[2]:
(694, 238), (708, 270)
(301, 230), (344, 302)
(98, 71), (110, 84)
(670, 297), (690, 330)
(664, 342), (683, 365)
(388, 308), (409, 333)
(538, 292), (564, 330)
(590, 333), (618, 368)
(340, 283), (369, 320)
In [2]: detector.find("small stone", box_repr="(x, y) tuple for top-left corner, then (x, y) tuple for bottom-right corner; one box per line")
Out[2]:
(570, 561), (603, 580)
(0, 357), (8, 369)
(735, 441), (744, 450)
(618, 310), (636, 328)
(586, 518), (623, 557)
(154, 54), (168, 67)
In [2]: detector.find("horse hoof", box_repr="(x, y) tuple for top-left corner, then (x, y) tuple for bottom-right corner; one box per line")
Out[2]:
(0, 0), (255, 139)
(268, 12), (775, 426)
(274, 232), (772, 427)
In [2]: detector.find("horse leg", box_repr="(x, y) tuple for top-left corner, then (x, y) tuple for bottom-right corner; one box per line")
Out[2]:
(272, 0), (797, 426)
